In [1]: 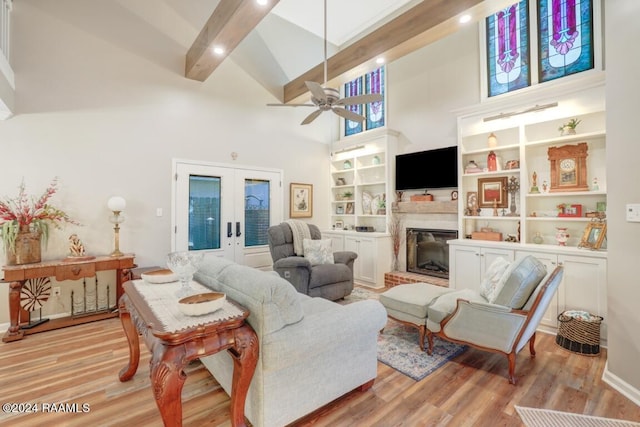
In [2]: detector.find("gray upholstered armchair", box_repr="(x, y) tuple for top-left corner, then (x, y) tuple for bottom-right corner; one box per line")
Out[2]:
(267, 222), (357, 300)
(426, 256), (564, 384)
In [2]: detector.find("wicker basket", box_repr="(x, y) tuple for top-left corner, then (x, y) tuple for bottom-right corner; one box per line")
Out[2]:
(555, 312), (603, 356)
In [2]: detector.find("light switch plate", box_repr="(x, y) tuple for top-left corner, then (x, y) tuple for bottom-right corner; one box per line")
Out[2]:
(626, 204), (640, 222)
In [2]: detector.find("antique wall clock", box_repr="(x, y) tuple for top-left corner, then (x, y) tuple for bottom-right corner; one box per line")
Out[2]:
(548, 143), (589, 192)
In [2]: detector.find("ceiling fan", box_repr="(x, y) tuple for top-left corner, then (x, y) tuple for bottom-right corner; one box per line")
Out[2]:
(267, 0), (383, 125)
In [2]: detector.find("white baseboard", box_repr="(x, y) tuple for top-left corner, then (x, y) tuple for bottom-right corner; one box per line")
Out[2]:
(0, 311), (73, 335)
(602, 362), (640, 407)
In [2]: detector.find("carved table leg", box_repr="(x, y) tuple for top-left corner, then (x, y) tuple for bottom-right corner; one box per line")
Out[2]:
(229, 324), (259, 427)
(150, 343), (188, 427)
(2, 281), (25, 342)
(118, 295), (140, 381)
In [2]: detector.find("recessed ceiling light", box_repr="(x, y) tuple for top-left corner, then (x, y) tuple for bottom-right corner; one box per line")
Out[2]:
(376, 57), (385, 65)
(256, 0), (268, 5)
(459, 14), (471, 24)
(213, 46), (225, 55)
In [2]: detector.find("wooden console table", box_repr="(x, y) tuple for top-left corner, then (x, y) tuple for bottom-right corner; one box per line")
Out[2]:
(119, 280), (258, 427)
(2, 254), (135, 343)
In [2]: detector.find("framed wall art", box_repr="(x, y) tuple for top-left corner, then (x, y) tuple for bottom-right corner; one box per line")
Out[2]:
(477, 177), (508, 208)
(578, 221), (606, 250)
(290, 183), (313, 218)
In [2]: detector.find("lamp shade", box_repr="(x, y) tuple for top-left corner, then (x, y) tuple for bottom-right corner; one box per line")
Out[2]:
(107, 196), (126, 212)
(488, 133), (498, 148)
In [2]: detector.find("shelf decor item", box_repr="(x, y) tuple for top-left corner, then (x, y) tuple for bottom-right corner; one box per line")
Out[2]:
(558, 118), (581, 136)
(548, 143), (589, 192)
(530, 171), (540, 194)
(558, 204), (583, 217)
(578, 220), (607, 250)
(487, 132), (498, 148)
(506, 176), (520, 216)
(487, 150), (497, 171)
(290, 183), (313, 218)
(555, 227), (570, 246)
(533, 232), (544, 244)
(477, 176), (508, 208)
(343, 160), (352, 170)
(0, 177), (79, 266)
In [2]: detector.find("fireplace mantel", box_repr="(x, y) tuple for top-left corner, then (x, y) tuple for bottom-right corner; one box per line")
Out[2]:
(392, 201), (457, 214)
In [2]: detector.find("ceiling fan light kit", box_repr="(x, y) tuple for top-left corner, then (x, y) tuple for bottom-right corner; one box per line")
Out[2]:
(267, 0), (382, 125)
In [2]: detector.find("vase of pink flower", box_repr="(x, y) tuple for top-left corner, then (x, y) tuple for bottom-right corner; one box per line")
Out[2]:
(0, 177), (79, 265)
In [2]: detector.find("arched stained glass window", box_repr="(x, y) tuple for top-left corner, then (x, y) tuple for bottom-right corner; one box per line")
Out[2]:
(344, 76), (363, 136)
(486, 0), (531, 97)
(538, 0), (594, 82)
(365, 67), (385, 130)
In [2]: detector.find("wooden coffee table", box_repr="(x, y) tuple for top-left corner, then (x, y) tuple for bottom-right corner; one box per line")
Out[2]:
(118, 280), (258, 427)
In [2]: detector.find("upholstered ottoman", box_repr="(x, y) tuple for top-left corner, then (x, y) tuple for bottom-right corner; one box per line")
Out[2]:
(379, 283), (453, 351)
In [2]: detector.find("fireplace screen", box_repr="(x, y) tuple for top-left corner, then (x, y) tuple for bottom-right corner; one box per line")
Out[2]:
(406, 228), (458, 279)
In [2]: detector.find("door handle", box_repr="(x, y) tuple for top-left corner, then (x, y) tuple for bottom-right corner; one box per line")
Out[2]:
(227, 222), (233, 238)
(236, 222), (242, 237)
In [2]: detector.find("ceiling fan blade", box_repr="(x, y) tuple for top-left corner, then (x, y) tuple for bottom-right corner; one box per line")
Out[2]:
(336, 93), (384, 106)
(266, 103), (315, 107)
(332, 107), (366, 123)
(305, 81), (327, 102)
(301, 109), (323, 125)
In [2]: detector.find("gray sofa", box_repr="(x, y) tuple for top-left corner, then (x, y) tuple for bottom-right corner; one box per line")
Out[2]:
(194, 256), (386, 427)
(267, 222), (357, 300)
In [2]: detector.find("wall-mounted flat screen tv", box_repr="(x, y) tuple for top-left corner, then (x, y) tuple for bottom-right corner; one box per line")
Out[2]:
(395, 146), (458, 190)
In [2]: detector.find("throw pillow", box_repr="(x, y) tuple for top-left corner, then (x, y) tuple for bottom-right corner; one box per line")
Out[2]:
(303, 238), (334, 265)
(479, 257), (511, 303)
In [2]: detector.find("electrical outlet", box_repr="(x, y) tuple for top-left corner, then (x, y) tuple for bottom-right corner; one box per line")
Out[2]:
(53, 287), (61, 297)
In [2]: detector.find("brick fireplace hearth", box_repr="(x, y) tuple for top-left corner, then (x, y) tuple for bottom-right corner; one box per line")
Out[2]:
(384, 271), (449, 289)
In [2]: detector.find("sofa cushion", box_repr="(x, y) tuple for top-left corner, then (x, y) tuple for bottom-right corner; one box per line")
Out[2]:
(493, 255), (547, 309)
(427, 289), (486, 324)
(195, 257), (304, 336)
(303, 238), (334, 265)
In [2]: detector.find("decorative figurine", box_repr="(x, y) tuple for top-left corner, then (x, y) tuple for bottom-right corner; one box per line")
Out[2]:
(542, 180), (548, 193)
(592, 177), (599, 191)
(68, 234), (86, 257)
(530, 171), (540, 193)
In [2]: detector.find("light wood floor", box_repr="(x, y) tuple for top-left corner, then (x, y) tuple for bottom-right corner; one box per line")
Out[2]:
(1, 316), (639, 427)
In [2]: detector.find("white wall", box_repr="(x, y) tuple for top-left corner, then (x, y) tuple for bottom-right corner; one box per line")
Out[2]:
(0, 1), (333, 323)
(604, 0), (640, 401)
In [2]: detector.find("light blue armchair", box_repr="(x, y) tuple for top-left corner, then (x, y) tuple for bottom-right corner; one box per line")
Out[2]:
(426, 256), (564, 384)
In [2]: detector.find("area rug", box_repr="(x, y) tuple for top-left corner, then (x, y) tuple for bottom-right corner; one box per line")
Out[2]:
(342, 287), (467, 381)
(515, 406), (640, 427)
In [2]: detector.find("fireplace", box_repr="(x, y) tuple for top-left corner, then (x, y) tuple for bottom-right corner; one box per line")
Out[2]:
(406, 228), (458, 279)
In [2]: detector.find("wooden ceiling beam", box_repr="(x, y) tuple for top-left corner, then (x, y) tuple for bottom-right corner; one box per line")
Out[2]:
(185, 0), (280, 82)
(283, 0), (483, 103)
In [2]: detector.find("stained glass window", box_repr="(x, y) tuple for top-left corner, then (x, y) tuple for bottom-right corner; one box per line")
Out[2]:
(343, 66), (385, 136)
(486, 1), (531, 97)
(344, 76), (363, 136)
(538, 0), (594, 82)
(365, 67), (385, 130)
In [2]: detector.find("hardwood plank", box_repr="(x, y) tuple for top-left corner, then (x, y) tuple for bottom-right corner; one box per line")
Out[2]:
(1, 314), (639, 426)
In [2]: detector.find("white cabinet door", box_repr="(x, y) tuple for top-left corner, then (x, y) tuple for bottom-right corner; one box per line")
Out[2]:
(558, 254), (607, 338)
(450, 244), (513, 293)
(322, 232), (345, 252)
(450, 245), (481, 291)
(345, 236), (376, 284)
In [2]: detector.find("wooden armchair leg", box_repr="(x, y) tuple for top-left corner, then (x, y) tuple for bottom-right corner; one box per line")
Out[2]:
(507, 353), (517, 385)
(529, 332), (537, 357)
(426, 330), (434, 355)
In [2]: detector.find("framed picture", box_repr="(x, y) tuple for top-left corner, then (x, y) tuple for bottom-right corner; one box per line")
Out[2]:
(477, 177), (508, 208)
(505, 159), (520, 170)
(334, 220), (344, 230)
(558, 204), (583, 217)
(345, 202), (354, 214)
(466, 191), (479, 216)
(578, 221), (607, 250)
(290, 183), (313, 218)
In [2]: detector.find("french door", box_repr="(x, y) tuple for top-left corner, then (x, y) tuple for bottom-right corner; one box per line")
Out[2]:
(172, 160), (283, 269)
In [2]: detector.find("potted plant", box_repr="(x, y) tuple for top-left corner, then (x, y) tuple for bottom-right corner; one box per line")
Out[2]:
(558, 118), (581, 136)
(0, 177), (79, 265)
(341, 190), (353, 201)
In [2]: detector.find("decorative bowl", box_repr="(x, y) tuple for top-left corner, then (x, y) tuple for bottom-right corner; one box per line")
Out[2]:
(141, 269), (178, 284)
(178, 292), (226, 316)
